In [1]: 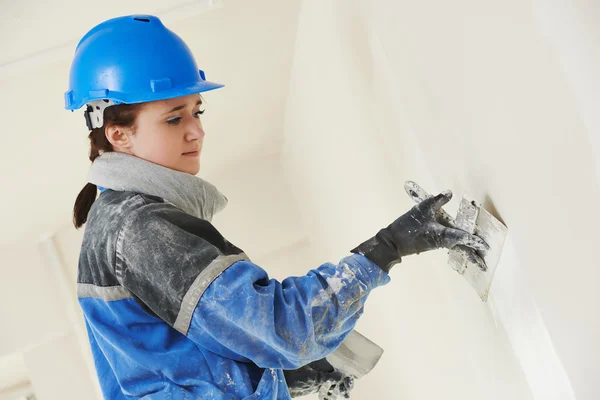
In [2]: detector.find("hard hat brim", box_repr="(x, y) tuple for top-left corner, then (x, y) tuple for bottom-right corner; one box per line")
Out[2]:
(65, 80), (224, 111)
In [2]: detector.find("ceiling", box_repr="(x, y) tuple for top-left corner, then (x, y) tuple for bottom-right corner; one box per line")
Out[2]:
(0, 0), (302, 246)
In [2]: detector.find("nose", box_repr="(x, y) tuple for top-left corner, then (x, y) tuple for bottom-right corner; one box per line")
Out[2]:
(194, 127), (206, 140)
(186, 121), (205, 141)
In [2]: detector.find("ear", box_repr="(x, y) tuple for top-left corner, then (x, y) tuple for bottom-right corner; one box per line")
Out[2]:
(105, 124), (134, 150)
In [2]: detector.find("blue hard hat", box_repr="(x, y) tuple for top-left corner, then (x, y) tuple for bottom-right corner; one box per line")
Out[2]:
(64, 14), (223, 111)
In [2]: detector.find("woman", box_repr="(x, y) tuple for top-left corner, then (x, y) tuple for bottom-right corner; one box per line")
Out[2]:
(67, 15), (488, 400)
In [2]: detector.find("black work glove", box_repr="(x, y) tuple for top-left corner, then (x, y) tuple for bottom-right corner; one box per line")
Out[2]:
(350, 190), (489, 273)
(284, 358), (354, 399)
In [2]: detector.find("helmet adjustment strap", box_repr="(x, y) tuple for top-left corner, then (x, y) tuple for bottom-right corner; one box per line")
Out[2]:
(84, 99), (116, 130)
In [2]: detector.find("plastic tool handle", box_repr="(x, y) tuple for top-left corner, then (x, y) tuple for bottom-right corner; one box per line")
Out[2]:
(404, 181), (456, 227)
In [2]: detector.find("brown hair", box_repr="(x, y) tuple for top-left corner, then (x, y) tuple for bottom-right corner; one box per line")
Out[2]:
(73, 103), (144, 229)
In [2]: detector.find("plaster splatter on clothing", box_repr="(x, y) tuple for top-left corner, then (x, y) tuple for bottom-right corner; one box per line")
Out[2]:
(79, 190), (390, 399)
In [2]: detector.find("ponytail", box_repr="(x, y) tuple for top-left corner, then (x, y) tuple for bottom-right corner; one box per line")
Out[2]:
(73, 183), (99, 228)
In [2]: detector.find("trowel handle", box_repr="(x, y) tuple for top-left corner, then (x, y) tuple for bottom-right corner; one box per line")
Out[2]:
(404, 181), (456, 227)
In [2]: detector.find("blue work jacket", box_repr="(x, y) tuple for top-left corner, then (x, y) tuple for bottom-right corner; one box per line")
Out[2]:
(77, 189), (390, 399)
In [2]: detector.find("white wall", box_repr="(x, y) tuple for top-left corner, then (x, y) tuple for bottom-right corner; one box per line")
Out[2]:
(208, 152), (310, 262)
(281, 0), (597, 398)
(0, 244), (70, 356)
(23, 332), (96, 400)
(362, 1), (598, 398)
(533, 0), (600, 185)
(0, 237), (101, 400)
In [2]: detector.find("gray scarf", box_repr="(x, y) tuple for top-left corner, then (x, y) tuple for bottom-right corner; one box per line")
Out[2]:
(87, 152), (228, 221)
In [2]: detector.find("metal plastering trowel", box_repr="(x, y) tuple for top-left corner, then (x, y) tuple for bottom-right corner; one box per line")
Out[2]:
(404, 181), (508, 302)
(326, 330), (384, 379)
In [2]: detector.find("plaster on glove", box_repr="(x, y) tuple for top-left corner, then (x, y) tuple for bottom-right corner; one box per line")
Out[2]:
(318, 375), (354, 400)
(284, 358), (354, 399)
(350, 191), (489, 273)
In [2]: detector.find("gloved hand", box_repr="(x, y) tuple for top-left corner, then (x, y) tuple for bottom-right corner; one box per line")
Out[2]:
(284, 358), (354, 399)
(350, 190), (489, 273)
(317, 375), (354, 400)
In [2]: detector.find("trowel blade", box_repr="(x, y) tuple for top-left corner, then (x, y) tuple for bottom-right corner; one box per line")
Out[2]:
(449, 195), (508, 302)
(325, 330), (384, 379)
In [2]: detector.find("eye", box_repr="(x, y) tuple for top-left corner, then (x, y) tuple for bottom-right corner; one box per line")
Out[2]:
(166, 109), (204, 125)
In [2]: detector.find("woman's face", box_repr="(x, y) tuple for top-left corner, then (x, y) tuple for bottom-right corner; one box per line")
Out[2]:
(107, 94), (206, 175)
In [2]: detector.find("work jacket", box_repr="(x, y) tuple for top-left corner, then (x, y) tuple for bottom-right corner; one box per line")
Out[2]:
(77, 189), (390, 399)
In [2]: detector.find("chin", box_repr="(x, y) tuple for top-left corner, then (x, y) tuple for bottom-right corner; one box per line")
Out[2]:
(177, 155), (201, 175)
(173, 162), (199, 175)
(189, 163), (201, 176)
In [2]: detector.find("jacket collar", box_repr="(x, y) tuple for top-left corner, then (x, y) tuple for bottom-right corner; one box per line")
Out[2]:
(87, 151), (227, 221)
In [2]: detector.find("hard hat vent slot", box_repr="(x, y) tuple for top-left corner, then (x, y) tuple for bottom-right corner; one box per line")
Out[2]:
(133, 18), (150, 22)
